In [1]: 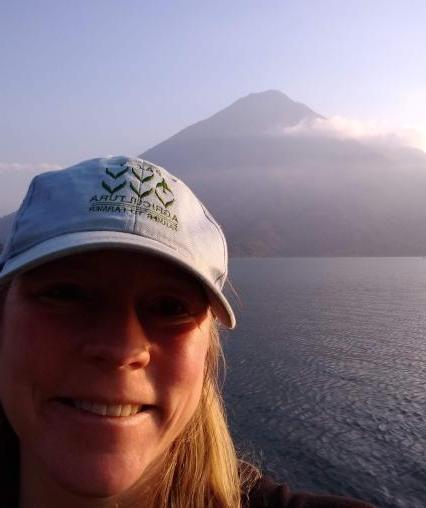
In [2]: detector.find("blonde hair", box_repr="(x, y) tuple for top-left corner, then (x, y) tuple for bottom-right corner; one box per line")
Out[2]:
(129, 321), (260, 508)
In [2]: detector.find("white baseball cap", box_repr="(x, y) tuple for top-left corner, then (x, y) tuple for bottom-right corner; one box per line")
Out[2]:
(0, 156), (236, 328)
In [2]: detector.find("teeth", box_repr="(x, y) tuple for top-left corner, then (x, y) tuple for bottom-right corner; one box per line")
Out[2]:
(106, 405), (122, 417)
(74, 400), (142, 417)
(130, 405), (140, 416)
(92, 403), (107, 416)
(119, 404), (132, 417)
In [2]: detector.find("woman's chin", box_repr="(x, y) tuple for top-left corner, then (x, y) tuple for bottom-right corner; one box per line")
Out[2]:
(43, 452), (148, 499)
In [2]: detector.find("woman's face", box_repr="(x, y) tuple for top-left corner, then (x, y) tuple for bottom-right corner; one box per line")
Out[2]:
(0, 250), (211, 500)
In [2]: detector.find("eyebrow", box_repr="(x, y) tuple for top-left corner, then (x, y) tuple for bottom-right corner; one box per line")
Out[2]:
(19, 265), (93, 282)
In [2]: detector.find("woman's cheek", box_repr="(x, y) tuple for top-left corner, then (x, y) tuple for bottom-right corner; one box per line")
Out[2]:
(161, 329), (209, 387)
(1, 311), (71, 403)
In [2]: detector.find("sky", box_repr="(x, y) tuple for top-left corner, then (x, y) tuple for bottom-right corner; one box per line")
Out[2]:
(1, 0), (426, 169)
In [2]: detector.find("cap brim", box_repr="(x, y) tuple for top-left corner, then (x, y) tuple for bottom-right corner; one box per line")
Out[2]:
(0, 231), (236, 329)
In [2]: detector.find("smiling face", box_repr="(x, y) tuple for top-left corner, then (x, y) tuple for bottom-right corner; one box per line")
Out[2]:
(0, 250), (211, 502)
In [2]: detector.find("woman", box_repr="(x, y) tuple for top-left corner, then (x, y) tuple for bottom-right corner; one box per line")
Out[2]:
(0, 156), (375, 507)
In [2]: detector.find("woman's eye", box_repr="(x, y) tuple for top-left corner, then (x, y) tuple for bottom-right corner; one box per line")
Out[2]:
(149, 296), (188, 316)
(35, 284), (88, 303)
(146, 296), (195, 323)
(145, 295), (207, 327)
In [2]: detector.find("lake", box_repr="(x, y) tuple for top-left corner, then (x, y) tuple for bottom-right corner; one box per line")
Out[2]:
(223, 258), (426, 508)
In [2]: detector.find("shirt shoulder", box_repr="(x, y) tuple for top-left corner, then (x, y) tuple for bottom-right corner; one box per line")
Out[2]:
(244, 476), (376, 508)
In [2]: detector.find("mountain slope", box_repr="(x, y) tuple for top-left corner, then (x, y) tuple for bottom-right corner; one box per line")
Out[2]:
(140, 90), (426, 256)
(142, 90), (324, 173)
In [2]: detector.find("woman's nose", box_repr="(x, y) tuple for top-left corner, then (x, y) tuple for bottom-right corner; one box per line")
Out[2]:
(81, 302), (151, 370)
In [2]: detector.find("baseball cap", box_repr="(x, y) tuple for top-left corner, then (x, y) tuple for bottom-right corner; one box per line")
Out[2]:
(0, 156), (236, 328)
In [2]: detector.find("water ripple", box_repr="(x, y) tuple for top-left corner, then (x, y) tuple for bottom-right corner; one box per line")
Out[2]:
(224, 258), (426, 508)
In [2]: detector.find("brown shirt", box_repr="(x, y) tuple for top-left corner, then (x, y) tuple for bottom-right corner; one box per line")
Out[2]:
(244, 477), (376, 508)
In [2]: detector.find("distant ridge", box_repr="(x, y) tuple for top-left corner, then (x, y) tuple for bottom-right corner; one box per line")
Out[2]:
(1, 91), (426, 256)
(0, 212), (15, 252)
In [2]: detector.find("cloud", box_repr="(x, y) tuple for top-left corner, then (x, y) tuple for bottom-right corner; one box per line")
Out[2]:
(0, 162), (62, 172)
(276, 116), (426, 153)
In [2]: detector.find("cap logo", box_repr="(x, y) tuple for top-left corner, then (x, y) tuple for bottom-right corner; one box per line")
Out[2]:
(89, 160), (178, 230)
(155, 178), (175, 207)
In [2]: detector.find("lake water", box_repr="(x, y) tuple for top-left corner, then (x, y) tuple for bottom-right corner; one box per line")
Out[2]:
(223, 258), (426, 508)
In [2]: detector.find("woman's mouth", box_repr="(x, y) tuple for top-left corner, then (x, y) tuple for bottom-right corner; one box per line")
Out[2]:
(57, 398), (150, 417)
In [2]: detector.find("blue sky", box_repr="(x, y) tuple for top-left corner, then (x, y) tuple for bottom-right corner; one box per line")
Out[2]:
(1, 0), (425, 167)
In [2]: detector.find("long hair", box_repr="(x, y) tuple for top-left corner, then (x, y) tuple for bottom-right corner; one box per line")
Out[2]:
(135, 321), (260, 508)
(0, 283), (260, 507)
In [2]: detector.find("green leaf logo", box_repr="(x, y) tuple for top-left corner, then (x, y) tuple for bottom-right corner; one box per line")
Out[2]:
(130, 182), (153, 198)
(101, 166), (128, 194)
(132, 165), (154, 184)
(102, 181), (127, 194)
(105, 167), (128, 179)
(155, 179), (175, 207)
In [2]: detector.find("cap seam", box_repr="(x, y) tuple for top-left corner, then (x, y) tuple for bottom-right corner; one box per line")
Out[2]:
(132, 162), (141, 233)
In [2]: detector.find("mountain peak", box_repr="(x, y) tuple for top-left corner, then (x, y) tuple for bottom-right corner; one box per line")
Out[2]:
(219, 89), (322, 131)
(234, 89), (293, 104)
(153, 90), (322, 144)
